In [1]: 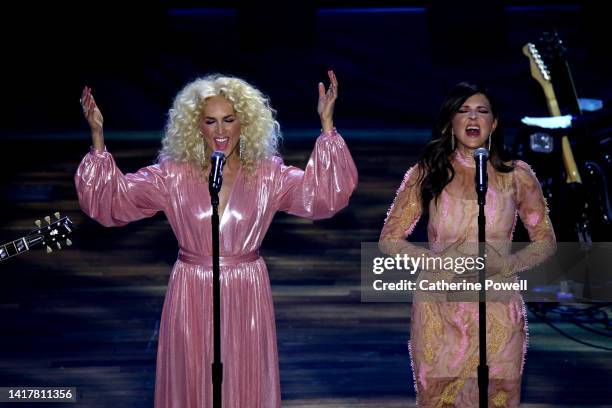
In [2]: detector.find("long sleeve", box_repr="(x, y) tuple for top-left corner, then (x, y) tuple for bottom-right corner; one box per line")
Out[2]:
(379, 165), (433, 258)
(75, 147), (169, 227)
(274, 128), (358, 220)
(507, 161), (557, 275)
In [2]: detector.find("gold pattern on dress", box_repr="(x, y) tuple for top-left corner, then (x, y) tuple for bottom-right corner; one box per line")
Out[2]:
(396, 183), (422, 232)
(379, 166), (425, 259)
(436, 355), (476, 408)
(434, 315), (508, 407)
(492, 390), (509, 407)
(438, 376), (467, 407)
(423, 303), (443, 364)
(497, 171), (513, 192)
(488, 315), (507, 355)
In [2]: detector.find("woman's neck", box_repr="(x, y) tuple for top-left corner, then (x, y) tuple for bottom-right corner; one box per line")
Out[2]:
(224, 157), (241, 173)
(454, 147), (476, 168)
(457, 145), (477, 158)
(222, 143), (241, 173)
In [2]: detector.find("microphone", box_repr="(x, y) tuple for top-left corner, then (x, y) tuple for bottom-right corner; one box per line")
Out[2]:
(209, 151), (226, 198)
(473, 147), (489, 205)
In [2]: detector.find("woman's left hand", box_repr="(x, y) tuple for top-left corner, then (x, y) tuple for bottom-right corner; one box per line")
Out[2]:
(483, 243), (514, 278)
(317, 70), (338, 132)
(459, 243), (511, 281)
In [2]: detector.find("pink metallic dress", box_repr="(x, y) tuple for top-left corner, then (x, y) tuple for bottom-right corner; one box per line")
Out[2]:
(380, 150), (556, 407)
(75, 129), (358, 408)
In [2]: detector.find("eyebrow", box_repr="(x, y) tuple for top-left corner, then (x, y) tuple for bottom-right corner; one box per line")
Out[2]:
(460, 105), (491, 109)
(204, 114), (235, 120)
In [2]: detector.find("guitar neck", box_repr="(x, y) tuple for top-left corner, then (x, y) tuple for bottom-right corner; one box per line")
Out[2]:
(0, 237), (32, 262)
(540, 82), (562, 116)
(535, 60), (582, 184)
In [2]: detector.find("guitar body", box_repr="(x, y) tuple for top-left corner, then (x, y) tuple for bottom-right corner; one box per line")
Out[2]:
(575, 125), (612, 240)
(515, 121), (612, 241)
(521, 37), (611, 242)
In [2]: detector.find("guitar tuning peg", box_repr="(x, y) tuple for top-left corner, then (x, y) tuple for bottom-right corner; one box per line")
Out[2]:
(54, 212), (60, 220)
(44, 216), (51, 224)
(46, 246), (53, 254)
(35, 220), (41, 228)
(56, 242), (62, 250)
(66, 239), (72, 247)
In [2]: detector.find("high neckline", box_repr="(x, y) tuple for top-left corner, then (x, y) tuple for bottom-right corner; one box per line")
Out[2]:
(453, 149), (476, 168)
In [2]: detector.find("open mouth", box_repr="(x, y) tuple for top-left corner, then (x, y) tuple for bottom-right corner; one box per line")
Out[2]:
(465, 125), (480, 137)
(213, 137), (229, 151)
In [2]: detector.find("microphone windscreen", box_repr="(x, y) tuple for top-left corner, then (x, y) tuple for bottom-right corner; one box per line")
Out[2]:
(209, 151), (226, 193)
(473, 147), (489, 160)
(211, 151), (226, 163)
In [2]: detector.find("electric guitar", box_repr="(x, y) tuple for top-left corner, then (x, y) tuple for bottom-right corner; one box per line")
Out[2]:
(0, 213), (74, 262)
(523, 35), (594, 244)
(523, 40), (582, 184)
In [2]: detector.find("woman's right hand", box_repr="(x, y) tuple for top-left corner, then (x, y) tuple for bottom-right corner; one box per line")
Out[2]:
(437, 235), (469, 280)
(80, 86), (105, 151)
(317, 70), (338, 133)
(441, 235), (468, 261)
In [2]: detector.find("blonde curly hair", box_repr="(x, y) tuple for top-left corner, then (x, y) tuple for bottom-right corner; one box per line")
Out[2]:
(160, 74), (281, 176)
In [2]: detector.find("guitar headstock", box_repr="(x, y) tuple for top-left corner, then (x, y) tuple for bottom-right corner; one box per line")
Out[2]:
(523, 42), (551, 86)
(0, 212), (75, 262)
(28, 212), (75, 253)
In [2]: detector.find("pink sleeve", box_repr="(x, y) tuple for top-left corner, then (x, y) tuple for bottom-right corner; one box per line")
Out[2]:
(274, 129), (358, 220)
(507, 160), (557, 274)
(74, 147), (169, 227)
(379, 165), (434, 257)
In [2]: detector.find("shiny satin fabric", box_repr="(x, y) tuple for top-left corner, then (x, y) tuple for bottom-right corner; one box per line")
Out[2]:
(75, 130), (358, 408)
(380, 150), (556, 407)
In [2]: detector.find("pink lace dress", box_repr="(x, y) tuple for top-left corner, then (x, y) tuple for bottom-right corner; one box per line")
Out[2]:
(75, 129), (358, 408)
(380, 150), (556, 407)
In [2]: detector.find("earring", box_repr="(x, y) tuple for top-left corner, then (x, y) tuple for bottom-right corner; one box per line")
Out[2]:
(239, 137), (245, 158)
(451, 131), (455, 150)
(488, 133), (492, 151)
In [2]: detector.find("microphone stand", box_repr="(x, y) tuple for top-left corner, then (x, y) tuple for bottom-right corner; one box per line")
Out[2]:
(475, 148), (489, 408)
(477, 190), (489, 407)
(209, 153), (225, 408)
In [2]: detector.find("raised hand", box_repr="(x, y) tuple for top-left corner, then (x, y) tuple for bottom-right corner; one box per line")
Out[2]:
(317, 70), (338, 133)
(80, 86), (105, 151)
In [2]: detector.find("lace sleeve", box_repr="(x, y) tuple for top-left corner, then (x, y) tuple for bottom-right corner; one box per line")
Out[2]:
(506, 161), (557, 275)
(379, 165), (433, 257)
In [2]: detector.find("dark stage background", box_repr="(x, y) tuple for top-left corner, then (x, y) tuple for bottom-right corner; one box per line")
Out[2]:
(1, 2), (611, 407)
(2, 1), (611, 133)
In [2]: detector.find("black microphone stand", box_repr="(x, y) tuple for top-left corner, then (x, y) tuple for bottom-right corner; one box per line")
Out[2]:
(475, 148), (489, 408)
(209, 153), (225, 408)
